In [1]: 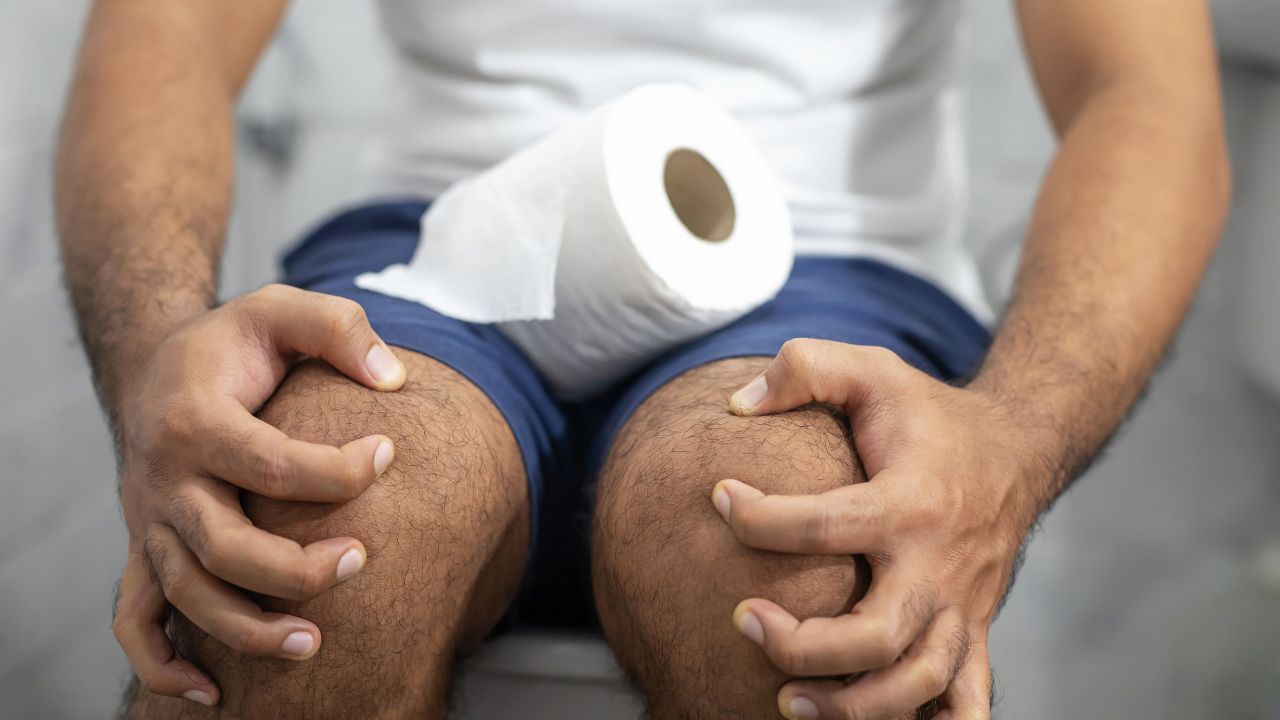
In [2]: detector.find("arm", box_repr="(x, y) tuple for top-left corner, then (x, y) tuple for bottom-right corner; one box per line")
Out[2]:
(978, 0), (1229, 503)
(709, 2), (1228, 718)
(57, 0), (407, 706)
(57, 0), (287, 420)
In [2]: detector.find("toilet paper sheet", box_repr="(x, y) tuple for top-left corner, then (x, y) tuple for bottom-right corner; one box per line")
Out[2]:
(356, 83), (794, 400)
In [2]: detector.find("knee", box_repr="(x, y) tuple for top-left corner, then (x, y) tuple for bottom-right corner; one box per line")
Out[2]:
(695, 388), (868, 622)
(594, 359), (869, 706)
(162, 353), (526, 717)
(246, 354), (525, 553)
(598, 358), (867, 615)
(237, 355), (527, 621)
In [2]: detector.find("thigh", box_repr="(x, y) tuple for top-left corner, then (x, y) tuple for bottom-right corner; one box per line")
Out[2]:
(592, 356), (870, 718)
(127, 349), (530, 719)
(580, 256), (991, 484)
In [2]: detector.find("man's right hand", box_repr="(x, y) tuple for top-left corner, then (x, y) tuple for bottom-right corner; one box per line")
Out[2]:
(110, 284), (407, 706)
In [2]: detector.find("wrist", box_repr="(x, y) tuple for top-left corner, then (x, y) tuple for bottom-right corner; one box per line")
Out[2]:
(962, 381), (1069, 524)
(90, 298), (212, 436)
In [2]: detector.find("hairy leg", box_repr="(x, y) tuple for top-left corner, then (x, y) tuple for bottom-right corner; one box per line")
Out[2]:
(124, 349), (529, 719)
(593, 357), (871, 719)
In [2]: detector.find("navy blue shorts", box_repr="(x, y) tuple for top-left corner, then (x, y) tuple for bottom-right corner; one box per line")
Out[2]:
(282, 201), (990, 628)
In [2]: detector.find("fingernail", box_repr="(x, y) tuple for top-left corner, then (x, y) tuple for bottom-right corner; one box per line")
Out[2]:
(183, 689), (214, 706)
(336, 547), (365, 581)
(731, 374), (767, 414)
(734, 608), (764, 645)
(282, 631), (315, 658)
(785, 695), (819, 719)
(365, 344), (403, 386)
(373, 440), (395, 476)
(711, 482), (731, 521)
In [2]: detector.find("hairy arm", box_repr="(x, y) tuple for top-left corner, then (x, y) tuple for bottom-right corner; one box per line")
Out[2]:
(712, 3), (1230, 716)
(55, 0), (288, 424)
(58, 2), (408, 705)
(982, 0), (1230, 501)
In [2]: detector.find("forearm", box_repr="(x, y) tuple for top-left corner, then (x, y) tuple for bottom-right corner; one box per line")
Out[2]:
(55, 1), (281, 423)
(971, 83), (1229, 507)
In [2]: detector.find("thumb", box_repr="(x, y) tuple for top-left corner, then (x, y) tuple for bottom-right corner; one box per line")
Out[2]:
(729, 339), (902, 416)
(245, 284), (407, 391)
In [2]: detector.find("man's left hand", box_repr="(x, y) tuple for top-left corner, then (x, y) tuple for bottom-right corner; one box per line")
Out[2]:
(710, 339), (1044, 720)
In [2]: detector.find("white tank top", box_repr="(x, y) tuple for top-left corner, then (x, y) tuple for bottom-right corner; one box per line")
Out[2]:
(360, 0), (991, 323)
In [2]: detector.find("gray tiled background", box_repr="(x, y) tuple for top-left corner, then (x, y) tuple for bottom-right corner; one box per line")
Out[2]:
(2, 1), (1278, 718)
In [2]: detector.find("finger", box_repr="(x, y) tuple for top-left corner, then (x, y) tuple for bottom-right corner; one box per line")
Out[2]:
(732, 569), (938, 676)
(144, 524), (323, 660)
(243, 284), (406, 391)
(113, 547), (220, 707)
(167, 480), (367, 600)
(778, 608), (969, 720)
(711, 478), (890, 554)
(199, 409), (394, 501)
(728, 339), (908, 418)
(933, 636), (992, 720)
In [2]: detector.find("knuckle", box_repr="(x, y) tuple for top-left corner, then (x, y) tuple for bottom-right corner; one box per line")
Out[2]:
(733, 502), (764, 542)
(142, 529), (169, 584)
(255, 283), (291, 304)
(231, 623), (263, 654)
(233, 286), (286, 337)
(864, 621), (904, 666)
(165, 493), (205, 546)
(159, 568), (195, 608)
(907, 581), (941, 624)
(327, 298), (368, 342)
(111, 614), (128, 642)
(862, 344), (900, 365)
(144, 533), (196, 607)
(336, 456), (371, 498)
(135, 669), (160, 695)
(773, 638), (810, 675)
(253, 443), (294, 497)
(833, 701), (863, 720)
(291, 562), (324, 600)
(199, 534), (233, 579)
(778, 338), (817, 375)
(918, 657), (950, 698)
(800, 506), (839, 552)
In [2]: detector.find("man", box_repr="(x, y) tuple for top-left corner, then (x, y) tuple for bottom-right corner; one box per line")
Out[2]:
(56, 0), (1227, 717)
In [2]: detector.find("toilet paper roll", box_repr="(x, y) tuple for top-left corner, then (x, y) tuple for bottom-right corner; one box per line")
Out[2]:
(356, 83), (794, 400)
